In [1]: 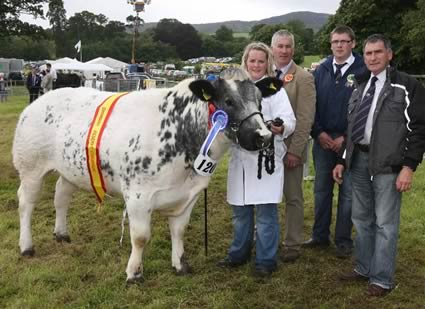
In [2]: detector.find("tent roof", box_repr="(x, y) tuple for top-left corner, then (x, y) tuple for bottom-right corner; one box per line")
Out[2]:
(52, 62), (113, 72)
(86, 57), (128, 70)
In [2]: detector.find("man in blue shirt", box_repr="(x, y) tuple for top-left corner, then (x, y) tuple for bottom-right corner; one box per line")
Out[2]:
(306, 25), (367, 258)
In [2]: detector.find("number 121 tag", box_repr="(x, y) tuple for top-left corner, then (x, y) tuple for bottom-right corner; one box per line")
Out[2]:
(193, 153), (217, 176)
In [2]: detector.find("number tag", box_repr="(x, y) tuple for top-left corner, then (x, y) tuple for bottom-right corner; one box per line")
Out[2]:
(193, 153), (217, 176)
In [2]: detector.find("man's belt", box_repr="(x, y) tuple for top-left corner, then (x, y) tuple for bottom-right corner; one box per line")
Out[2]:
(355, 143), (369, 152)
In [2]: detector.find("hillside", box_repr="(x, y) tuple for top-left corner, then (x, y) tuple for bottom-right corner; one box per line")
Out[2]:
(141, 11), (330, 33)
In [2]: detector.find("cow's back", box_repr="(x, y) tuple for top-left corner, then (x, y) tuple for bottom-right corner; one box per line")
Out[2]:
(13, 85), (209, 196)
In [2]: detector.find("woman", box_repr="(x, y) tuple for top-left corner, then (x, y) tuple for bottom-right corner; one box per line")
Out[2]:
(218, 42), (296, 277)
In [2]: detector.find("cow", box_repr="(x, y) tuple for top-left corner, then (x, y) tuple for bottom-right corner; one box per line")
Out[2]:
(12, 68), (282, 283)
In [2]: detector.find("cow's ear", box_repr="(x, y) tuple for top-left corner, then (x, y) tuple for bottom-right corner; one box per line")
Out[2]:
(189, 80), (216, 102)
(255, 77), (283, 97)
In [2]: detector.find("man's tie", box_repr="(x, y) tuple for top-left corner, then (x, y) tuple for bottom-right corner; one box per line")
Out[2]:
(334, 63), (346, 83)
(351, 76), (379, 143)
(275, 69), (282, 79)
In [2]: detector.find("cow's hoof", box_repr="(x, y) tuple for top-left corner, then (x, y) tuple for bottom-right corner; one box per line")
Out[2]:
(126, 272), (144, 285)
(54, 233), (71, 243)
(175, 260), (193, 275)
(21, 248), (35, 257)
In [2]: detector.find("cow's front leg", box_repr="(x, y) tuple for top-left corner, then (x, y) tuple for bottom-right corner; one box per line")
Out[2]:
(54, 176), (77, 243)
(125, 199), (152, 284)
(168, 197), (198, 275)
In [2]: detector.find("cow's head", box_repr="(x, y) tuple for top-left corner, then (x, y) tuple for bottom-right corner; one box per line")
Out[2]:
(189, 68), (282, 151)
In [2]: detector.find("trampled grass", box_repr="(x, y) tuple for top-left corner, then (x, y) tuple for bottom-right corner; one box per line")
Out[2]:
(0, 91), (424, 308)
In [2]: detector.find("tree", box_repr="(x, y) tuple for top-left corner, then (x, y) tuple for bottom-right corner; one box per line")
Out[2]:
(154, 19), (202, 60)
(47, 0), (67, 58)
(400, 0), (425, 73)
(215, 26), (233, 42)
(0, 0), (46, 37)
(318, 0), (420, 72)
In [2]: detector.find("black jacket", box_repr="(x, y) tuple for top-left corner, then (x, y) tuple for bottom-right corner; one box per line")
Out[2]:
(343, 67), (425, 174)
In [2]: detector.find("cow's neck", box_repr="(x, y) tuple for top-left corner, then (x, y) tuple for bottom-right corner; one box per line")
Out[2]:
(207, 133), (231, 160)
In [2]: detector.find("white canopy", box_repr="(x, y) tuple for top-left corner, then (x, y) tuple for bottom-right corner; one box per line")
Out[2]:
(51, 62), (114, 79)
(86, 57), (127, 71)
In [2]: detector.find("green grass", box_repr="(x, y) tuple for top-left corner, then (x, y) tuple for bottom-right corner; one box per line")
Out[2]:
(1, 91), (425, 308)
(301, 55), (322, 69)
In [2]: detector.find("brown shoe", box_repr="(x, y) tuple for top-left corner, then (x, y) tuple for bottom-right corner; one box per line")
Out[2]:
(281, 248), (301, 263)
(366, 284), (391, 297)
(338, 270), (369, 282)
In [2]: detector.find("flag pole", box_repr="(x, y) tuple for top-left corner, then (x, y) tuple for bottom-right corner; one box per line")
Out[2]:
(80, 40), (82, 62)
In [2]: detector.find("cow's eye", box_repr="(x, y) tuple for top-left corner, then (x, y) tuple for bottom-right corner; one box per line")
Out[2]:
(225, 98), (233, 106)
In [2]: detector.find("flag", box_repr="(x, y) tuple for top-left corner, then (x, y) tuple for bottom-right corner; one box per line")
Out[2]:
(74, 40), (81, 53)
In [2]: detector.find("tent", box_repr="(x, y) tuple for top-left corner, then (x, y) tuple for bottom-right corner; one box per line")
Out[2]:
(86, 57), (128, 72)
(51, 62), (114, 79)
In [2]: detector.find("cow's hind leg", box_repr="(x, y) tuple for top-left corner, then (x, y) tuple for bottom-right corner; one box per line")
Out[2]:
(18, 175), (43, 256)
(168, 197), (198, 275)
(54, 176), (77, 242)
(125, 198), (152, 284)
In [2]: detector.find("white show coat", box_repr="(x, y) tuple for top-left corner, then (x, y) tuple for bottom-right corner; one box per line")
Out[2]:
(227, 87), (296, 206)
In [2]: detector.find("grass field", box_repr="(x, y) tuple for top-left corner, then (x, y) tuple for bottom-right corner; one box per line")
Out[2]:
(1, 91), (425, 308)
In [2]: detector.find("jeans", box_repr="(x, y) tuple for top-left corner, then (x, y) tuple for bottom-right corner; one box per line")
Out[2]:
(351, 149), (401, 289)
(228, 204), (279, 271)
(312, 138), (353, 247)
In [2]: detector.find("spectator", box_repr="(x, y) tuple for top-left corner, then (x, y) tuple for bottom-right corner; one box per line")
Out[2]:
(26, 66), (42, 104)
(306, 25), (367, 258)
(46, 63), (57, 88)
(217, 42), (296, 278)
(271, 30), (316, 263)
(334, 34), (425, 297)
(0, 73), (7, 102)
(41, 68), (54, 94)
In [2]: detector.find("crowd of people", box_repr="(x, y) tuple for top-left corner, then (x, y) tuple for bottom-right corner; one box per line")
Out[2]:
(25, 63), (57, 104)
(216, 26), (425, 298)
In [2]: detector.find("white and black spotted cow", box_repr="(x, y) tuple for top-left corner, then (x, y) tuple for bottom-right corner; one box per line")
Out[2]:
(13, 68), (282, 283)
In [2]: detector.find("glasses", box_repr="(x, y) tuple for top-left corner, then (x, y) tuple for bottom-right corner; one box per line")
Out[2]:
(331, 40), (352, 45)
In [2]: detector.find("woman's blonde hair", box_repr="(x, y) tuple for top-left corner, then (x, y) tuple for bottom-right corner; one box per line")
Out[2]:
(241, 42), (275, 78)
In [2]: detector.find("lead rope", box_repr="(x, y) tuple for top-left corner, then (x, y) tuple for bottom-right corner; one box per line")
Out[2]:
(257, 137), (275, 179)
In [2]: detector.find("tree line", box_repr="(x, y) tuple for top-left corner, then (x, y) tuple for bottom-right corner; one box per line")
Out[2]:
(1, 0), (425, 73)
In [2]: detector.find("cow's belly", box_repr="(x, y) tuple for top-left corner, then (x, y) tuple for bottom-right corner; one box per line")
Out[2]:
(150, 172), (210, 216)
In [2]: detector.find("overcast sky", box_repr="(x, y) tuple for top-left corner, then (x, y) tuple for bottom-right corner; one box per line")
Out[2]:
(23, 0), (341, 28)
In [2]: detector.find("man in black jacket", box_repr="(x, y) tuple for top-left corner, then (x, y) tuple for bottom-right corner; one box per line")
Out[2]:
(333, 34), (425, 297)
(26, 66), (42, 104)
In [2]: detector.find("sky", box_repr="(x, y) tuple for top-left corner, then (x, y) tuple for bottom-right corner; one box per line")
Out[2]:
(23, 0), (341, 28)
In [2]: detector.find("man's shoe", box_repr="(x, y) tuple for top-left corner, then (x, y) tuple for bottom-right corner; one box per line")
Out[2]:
(253, 267), (273, 279)
(302, 238), (330, 248)
(366, 284), (392, 297)
(335, 245), (353, 259)
(281, 248), (301, 263)
(338, 270), (369, 282)
(216, 257), (247, 268)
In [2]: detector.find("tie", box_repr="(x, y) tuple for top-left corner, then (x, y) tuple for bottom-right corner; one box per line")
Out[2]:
(275, 69), (282, 79)
(351, 76), (379, 143)
(335, 63), (346, 83)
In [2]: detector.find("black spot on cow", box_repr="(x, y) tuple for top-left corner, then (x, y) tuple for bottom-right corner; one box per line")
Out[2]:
(124, 152), (129, 163)
(136, 193), (141, 199)
(101, 160), (114, 180)
(44, 105), (56, 125)
(142, 157), (152, 170)
(128, 138), (135, 148)
(160, 131), (172, 142)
